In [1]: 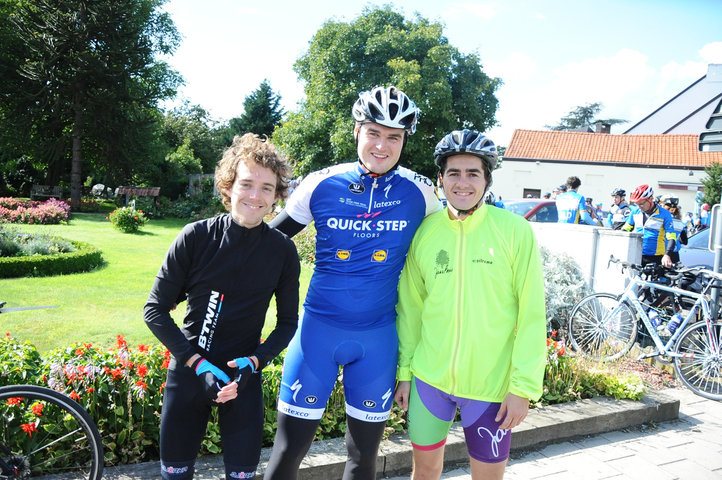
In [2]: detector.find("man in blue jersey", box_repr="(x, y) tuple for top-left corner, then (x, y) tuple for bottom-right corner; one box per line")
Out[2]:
(622, 184), (676, 268)
(265, 86), (442, 480)
(607, 188), (631, 229)
(556, 176), (597, 225)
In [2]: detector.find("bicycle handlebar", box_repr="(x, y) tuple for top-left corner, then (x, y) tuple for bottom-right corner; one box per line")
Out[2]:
(608, 255), (722, 286)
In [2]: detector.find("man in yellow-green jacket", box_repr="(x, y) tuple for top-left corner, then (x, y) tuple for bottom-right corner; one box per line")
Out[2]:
(394, 129), (546, 480)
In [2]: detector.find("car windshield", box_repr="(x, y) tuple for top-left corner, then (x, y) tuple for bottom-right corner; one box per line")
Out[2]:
(685, 228), (709, 250)
(503, 201), (537, 217)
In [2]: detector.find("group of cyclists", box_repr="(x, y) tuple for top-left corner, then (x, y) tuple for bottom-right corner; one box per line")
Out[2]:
(144, 85), (546, 480)
(554, 176), (704, 269)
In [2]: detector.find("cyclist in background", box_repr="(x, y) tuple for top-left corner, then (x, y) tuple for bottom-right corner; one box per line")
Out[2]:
(144, 134), (300, 480)
(395, 129), (546, 480)
(264, 86), (442, 480)
(556, 176), (597, 225)
(607, 188), (631, 229)
(659, 195), (688, 264)
(622, 184), (676, 268)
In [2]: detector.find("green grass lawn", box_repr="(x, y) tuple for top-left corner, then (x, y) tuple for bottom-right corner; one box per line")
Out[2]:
(0, 213), (312, 352)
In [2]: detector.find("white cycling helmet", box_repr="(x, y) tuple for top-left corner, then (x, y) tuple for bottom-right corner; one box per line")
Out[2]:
(352, 86), (419, 134)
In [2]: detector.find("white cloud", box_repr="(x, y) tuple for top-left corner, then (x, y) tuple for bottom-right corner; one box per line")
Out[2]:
(699, 42), (722, 63)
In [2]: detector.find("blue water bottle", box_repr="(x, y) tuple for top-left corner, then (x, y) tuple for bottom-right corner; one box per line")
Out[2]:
(648, 310), (659, 328)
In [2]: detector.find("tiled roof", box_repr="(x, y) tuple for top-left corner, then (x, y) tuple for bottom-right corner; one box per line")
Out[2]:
(504, 129), (722, 167)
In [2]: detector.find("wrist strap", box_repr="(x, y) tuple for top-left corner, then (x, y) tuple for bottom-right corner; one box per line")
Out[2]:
(190, 357), (205, 372)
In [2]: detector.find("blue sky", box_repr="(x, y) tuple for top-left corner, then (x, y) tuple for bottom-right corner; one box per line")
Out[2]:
(161, 0), (722, 147)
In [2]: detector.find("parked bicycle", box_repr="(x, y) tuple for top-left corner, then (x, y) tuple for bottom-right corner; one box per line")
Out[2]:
(0, 302), (103, 479)
(567, 257), (722, 401)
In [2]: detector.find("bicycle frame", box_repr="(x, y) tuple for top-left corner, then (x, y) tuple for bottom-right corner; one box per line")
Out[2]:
(616, 275), (719, 358)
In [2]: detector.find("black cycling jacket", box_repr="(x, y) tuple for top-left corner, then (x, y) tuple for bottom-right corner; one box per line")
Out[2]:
(144, 214), (300, 372)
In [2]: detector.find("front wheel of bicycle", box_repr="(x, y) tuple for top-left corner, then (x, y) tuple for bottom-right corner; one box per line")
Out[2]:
(0, 384), (103, 480)
(674, 322), (722, 401)
(568, 293), (638, 362)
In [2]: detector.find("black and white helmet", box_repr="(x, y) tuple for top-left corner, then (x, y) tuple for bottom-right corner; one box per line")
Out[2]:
(484, 191), (496, 205)
(434, 130), (498, 171)
(611, 188), (626, 196)
(352, 86), (419, 134)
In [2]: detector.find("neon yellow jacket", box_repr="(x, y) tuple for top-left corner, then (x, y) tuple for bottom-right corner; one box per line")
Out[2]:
(396, 205), (546, 402)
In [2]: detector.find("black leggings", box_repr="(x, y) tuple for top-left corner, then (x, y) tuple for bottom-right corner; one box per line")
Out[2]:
(264, 413), (386, 480)
(160, 364), (263, 479)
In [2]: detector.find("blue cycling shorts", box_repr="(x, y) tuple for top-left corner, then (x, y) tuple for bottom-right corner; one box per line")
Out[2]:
(277, 312), (398, 422)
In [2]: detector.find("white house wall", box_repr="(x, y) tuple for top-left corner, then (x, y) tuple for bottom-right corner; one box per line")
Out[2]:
(493, 160), (703, 214)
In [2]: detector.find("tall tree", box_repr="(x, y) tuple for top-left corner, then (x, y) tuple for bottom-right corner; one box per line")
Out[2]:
(228, 80), (284, 139)
(1, 0), (181, 207)
(272, 6), (500, 179)
(546, 102), (627, 131)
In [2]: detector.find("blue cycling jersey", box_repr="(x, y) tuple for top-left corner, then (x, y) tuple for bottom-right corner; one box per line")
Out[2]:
(622, 204), (677, 256)
(283, 162), (442, 328)
(556, 191), (595, 225)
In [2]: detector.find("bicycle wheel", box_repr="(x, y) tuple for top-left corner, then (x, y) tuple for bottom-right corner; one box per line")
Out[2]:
(568, 293), (638, 361)
(0, 385), (103, 480)
(674, 322), (722, 401)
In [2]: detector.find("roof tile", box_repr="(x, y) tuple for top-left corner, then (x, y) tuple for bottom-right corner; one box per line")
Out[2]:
(504, 129), (722, 167)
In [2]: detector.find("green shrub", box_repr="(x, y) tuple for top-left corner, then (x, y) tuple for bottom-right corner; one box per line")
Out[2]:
(541, 247), (589, 336)
(108, 207), (147, 233)
(0, 238), (103, 278)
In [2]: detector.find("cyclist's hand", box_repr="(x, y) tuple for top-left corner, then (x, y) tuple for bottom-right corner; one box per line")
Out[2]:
(227, 356), (257, 391)
(495, 393), (529, 430)
(191, 357), (235, 402)
(662, 254), (673, 268)
(394, 381), (411, 412)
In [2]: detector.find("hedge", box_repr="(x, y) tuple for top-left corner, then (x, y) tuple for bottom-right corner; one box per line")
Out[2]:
(0, 238), (104, 278)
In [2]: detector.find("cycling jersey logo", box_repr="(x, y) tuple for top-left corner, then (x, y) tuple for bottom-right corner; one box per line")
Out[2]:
(372, 250), (388, 262)
(435, 250), (452, 277)
(305, 395), (318, 405)
(336, 250), (351, 260)
(198, 291), (223, 350)
(363, 400), (376, 408)
(349, 182), (365, 194)
(384, 184), (392, 198)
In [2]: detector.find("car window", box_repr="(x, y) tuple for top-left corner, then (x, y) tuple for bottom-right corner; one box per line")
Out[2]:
(504, 202), (535, 217)
(535, 205), (558, 223)
(685, 229), (709, 250)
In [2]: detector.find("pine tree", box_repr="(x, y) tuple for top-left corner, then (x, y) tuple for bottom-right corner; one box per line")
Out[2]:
(229, 80), (284, 138)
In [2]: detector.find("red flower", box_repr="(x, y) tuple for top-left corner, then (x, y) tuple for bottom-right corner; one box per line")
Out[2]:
(75, 347), (84, 356)
(110, 368), (124, 380)
(20, 423), (37, 437)
(4, 332), (9, 338)
(162, 358), (170, 369)
(137, 344), (149, 353)
(115, 334), (128, 350)
(32, 403), (44, 416)
(7, 397), (23, 406)
(163, 349), (171, 358)
(69, 391), (80, 401)
(87, 387), (95, 394)
(161, 381), (166, 392)
(136, 364), (148, 378)
(135, 380), (147, 390)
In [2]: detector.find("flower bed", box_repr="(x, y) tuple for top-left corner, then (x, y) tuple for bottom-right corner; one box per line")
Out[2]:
(0, 197), (70, 224)
(0, 332), (647, 468)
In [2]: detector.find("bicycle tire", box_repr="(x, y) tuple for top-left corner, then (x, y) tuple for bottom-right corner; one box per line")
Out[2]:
(673, 322), (722, 401)
(0, 384), (103, 480)
(568, 293), (638, 361)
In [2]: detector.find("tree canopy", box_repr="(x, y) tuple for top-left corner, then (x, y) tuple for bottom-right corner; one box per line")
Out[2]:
(0, 0), (181, 205)
(226, 80), (284, 139)
(272, 6), (500, 179)
(546, 102), (627, 132)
